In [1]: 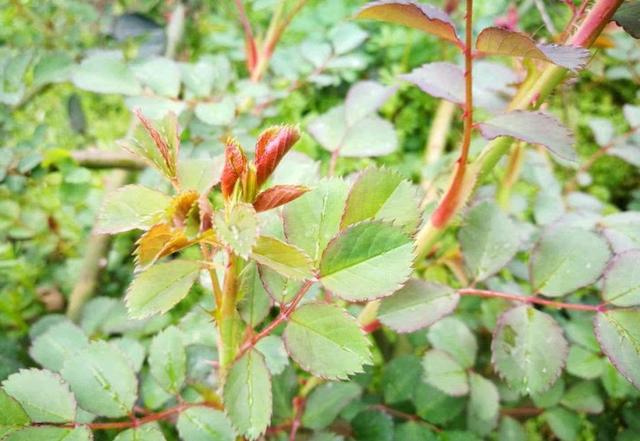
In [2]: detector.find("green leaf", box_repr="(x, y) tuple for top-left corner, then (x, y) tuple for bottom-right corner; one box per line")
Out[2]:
(176, 406), (236, 441)
(613, 1), (640, 39)
(215, 204), (258, 259)
(111, 337), (146, 373)
(594, 308), (640, 389)
(251, 236), (314, 280)
(543, 407), (580, 441)
(302, 382), (361, 430)
(223, 349), (272, 440)
(530, 226), (611, 297)
(341, 167), (420, 234)
(428, 317), (477, 369)
(61, 341), (137, 418)
(259, 266), (307, 305)
(284, 303), (371, 379)
(381, 355), (422, 404)
(4, 426), (92, 441)
(114, 423), (166, 441)
(255, 336), (289, 376)
(238, 262), (272, 327)
(283, 178), (350, 262)
(561, 381), (603, 414)
(132, 57), (181, 98)
(476, 27), (590, 71)
(459, 201), (520, 281)
(29, 322), (89, 372)
(125, 260), (201, 319)
(467, 373), (499, 435)
(149, 326), (186, 394)
(478, 111), (576, 162)
(2, 369), (75, 423)
(422, 349), (468, 396)
(602, 250), (640, 306)
(492, 305), (568, 395)
(356, 0), (460, 45)
(566, 345), (603, 380)
(351, 410), (393, 441)
(319, 222), (413, 301)
(72, 53), (142, 95)
(394, 422), (437, 441)
(531, 378), (565, 408)
(414, 382), (465, 424)
(33, 52), (73, 86)
(0, 389), (30, 437)
(195, 97), (236, 126)
(328, 22), (368, 55)
(177, 157), (223, 194)
(498, 417), (526, 441)
(378, 279), (459, 333)
(344, 81), (396, 126)
(96, 185), (171, 234)
(601, 212), (640, 251)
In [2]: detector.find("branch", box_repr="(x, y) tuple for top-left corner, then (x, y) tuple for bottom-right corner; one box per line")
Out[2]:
(71, 149), (147, 170)
(459, 288), (604, 312)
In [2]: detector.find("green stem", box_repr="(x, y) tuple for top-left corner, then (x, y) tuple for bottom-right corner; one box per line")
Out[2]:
(218, 252), (241, 376)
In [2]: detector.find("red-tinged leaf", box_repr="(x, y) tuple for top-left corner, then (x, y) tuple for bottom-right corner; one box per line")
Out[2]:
(400, 62), (464, 104)
(476, 27), (590, 71)
(477, 111), (576, 161)
(134, 109), (179, 176)
(254, 125), (300, 187)
(253, 185), (310, 212)
(134, 223), (192, 268)
(168, 190), (199, 226)
(356, 0), (461, 46)
(221, 138), (248, 199)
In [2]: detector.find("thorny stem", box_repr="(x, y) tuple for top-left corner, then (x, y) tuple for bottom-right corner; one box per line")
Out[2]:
(235, 280), (314, 360)
(459, 288), (605, 312)
(414, 0), (625, 259)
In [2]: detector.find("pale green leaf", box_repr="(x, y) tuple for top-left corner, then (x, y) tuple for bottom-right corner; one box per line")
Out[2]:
(345, 81), (395, 125)
(195, 96), (236, 126)
(29, 322), (89, 372)
(96, 185), (171, 234)
(2, 369), (75, 423)
(4, 426), (92, 441)
(283, 178), (350, 262)
(215, 204), (258, 259)
(149, 326), (186, 394)
(223, 349), (272, 440)
(467, 373), (499, 435)
(125, 260), (201, 319)
(602, 250), (640, 306)
(422, 350), (468, 396)
(284, 303), (371, 379)
(176, 406), (236, 441)
(594, 308), (640, 389)
(394, 422), (437, 441)
(132, 57), (180, 98)
(319, 222), (413, 301)
(255, 336), (288, 376)
(498, 417), (526, 441)
(561, 381), (603, 414)
(341, 167), (420, 234)
(177, 157), (223, 194)
(61, 341), (137, 418)
(72, 53), (142, 95)
(459, 201), (520, 281)
(530, 226), (611, 297)
(492, 306), (568, 395)
(114, 423), (166, 441)
(543, 407), (580, 441)
(302, 382), (361, 430)
(566, 345), (603, 380)
(378, 279), (458, 333)
(111, 337), (146, 373)
(33, 52), (73, 86)
(428, 317), (477, 368)
(251, 236), (314, 280)
(238, 262), (272, 327)
(258, 265), (307, 305)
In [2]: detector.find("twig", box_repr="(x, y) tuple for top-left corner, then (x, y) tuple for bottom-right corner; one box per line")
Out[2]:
(71, 149), (147, 170)
(459, 288), (604, 312)
(233, 0), (258, 72)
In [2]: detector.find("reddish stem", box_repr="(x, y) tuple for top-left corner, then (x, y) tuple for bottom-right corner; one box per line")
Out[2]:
(459, 288), (604, 312)
(289, 396), (306, 441)
(236, 280), (313, 360)
(430, 0), (474, 228)
(233, 0), (258, 72)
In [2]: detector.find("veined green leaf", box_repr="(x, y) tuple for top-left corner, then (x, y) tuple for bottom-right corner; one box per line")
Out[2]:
(594, 308), (640, 389)
(72, 53), (142, 95)
(428, 317), (477, 369)
(223, 349), (272, 440)
(422, 350), (469, 396)
(467, 373), (499, 435)
(251, 236), (314, 280)
(0, 389), (30, 437)
(176, 407), (236, 441)
(284, 303), (371, 380)
(4, 426), (92, 441)
(238, 262), (272, 326)
(149, 326), (186, 394)
(114, 423), (166, 441)
(96, 185), (171, 234)
(29, 322), (89, 372)
(319, 222), (413, 301)
(125, 260), (201, 319)
(602, 250), (640, 306)
(302, 382), (362, 430)
(215, 203), (258, 259)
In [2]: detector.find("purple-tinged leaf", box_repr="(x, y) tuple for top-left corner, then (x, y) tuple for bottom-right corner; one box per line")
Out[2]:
(400, 62), (464, 104)
(345, 81), (397, 125)
(476, 27), (590, 71)
(356, 0), (461, 45)
(477, 111), (577, 161)
(602, 250), (640, 307)
(594, 308), (640, 390)
(492, 305), (568, 395)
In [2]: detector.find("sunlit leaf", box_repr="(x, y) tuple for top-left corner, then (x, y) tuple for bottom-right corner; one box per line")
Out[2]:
(356, 0), (461, 45)
(251, 236), (314, 280)
(72, 53), (142, 95)
(284, 303), (371, 379)
(378, 279), (459, 333)
(344, 80), (396, 126)
(148, 326), (186, 394)
(477, 111), (577, 161)
(492, 305), (568, 395)
(0, 389), (30, 438)
(253, 185), (309, 212)
(476, 27), (590, 71)
(176, 407), (236, 441)
(215, 203), (258, 259)
(400, 62), (464, 103)
(96, 185), (171, 234)
(428, 317), (477, 368)
(467, 373), (499, 435)
(319, 222), (413, 301)
(422, 349), (468, 396)
(29, 322), (89, 372)
(114, 423), (166, 441)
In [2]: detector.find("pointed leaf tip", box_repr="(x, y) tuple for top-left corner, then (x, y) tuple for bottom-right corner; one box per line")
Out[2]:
(254, 125), (300, 187)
